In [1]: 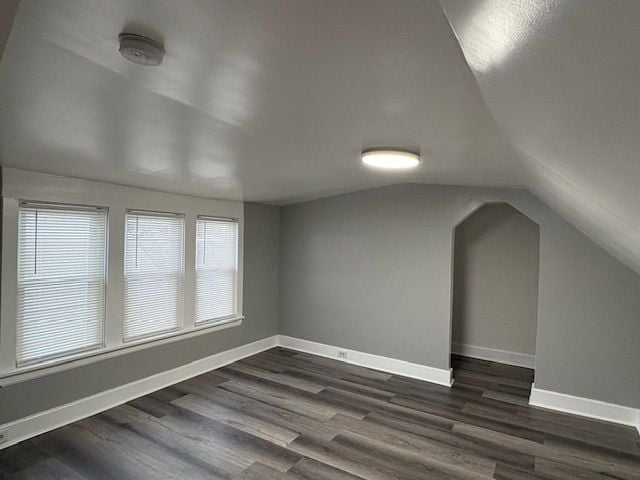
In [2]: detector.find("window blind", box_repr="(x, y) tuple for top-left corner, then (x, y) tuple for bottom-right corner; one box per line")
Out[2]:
(17, 203), (107, 366)
(195, 216), (238, 324)
(124, 211), (184, 341)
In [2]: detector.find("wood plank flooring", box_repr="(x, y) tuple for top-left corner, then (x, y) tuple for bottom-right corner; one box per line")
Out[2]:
(1, 350), (639, 479)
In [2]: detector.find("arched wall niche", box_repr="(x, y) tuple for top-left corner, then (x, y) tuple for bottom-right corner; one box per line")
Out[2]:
(449, 201), (540, 372)
(443, 192), (548, 371)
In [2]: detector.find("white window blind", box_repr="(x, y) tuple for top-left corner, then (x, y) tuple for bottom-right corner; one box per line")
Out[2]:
(195, 216), (239, 324)
(124, 211), (184, 341)
(17, 203), (107, 366)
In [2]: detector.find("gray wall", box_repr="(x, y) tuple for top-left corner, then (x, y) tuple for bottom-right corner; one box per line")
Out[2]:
(279, 184), (640, 408)
(0, 202), (280, 424)
(452, 203), (539, 355)
(535, 212), (640, 405)
(279, 185), (456, 369)
(3, 184), (639, 424)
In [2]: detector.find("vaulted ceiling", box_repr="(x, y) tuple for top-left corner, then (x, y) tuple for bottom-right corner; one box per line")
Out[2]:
(440, 0), (640, 274)
(1, 0), (638, 273)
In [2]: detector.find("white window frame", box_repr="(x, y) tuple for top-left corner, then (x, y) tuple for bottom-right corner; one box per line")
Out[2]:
(0, 168), (244, 386)
(15, 200), (109, 366)
(123, 209), (185, 342)
(195, 215), (240, 326)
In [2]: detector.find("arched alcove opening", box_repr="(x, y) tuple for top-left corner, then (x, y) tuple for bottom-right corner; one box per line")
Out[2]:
(451, 202), (539, 392)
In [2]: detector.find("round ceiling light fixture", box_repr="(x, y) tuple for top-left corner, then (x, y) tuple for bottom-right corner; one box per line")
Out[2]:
(119, 33), (165, 66)
(361, 148), (420, 170)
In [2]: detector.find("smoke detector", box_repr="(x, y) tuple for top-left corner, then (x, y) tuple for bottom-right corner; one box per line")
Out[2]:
(118, 33), (165, 66)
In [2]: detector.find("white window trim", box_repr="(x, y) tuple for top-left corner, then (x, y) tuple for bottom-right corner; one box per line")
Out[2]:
(15, 200), (109, 367)
(0, 168), (244, 386)
(195, 215), (240, 325)
(123, 209), (186, 342)
(0, 317), (243, 386)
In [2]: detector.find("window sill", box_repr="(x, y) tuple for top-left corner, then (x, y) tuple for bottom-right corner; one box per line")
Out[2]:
(0, 316), (244, 387)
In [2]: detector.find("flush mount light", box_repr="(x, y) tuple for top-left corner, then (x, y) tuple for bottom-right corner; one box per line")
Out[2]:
(361, 148), (420, 169)
(119, 33), (165, 66)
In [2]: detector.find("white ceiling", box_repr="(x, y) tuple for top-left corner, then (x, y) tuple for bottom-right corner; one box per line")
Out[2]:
(1, 0), (639, 273)
(0, 0), (521, 204)
(440, 0), (640, 274)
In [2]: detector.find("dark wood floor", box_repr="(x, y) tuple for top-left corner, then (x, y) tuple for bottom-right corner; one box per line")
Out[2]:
(1, 350), (639, 479)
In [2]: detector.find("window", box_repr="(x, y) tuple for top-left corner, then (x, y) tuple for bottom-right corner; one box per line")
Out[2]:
(195, 216), (239, 324)
(16, 202), (107, 366)
(124, 211), (184, 341)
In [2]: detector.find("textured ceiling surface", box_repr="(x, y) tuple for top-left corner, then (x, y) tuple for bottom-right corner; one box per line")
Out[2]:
(0, 0), (638, 273)
(440, 0), (640, 273)
(0, 0), (19, 61)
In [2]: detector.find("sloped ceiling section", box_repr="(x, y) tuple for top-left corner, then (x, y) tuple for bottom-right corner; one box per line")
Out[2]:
(0, 0), (19, 61)
(440, 0), (640, 274)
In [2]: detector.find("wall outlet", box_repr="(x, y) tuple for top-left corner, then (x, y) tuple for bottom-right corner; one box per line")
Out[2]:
(337, 350), (348, 359)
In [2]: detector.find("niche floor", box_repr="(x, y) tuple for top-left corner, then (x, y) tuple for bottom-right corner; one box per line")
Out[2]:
(451, 354), (534, 406)
(1, 349), (639, 479)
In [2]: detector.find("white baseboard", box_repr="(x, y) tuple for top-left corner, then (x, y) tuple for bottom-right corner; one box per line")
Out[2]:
(4, 334), (637, 451)
(1, 334), (452, 450)
(451, 343), (535, 369)
(0, 335), (278, 450)
(530, 384), (640, 434)
(277, 335), (453, 387)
